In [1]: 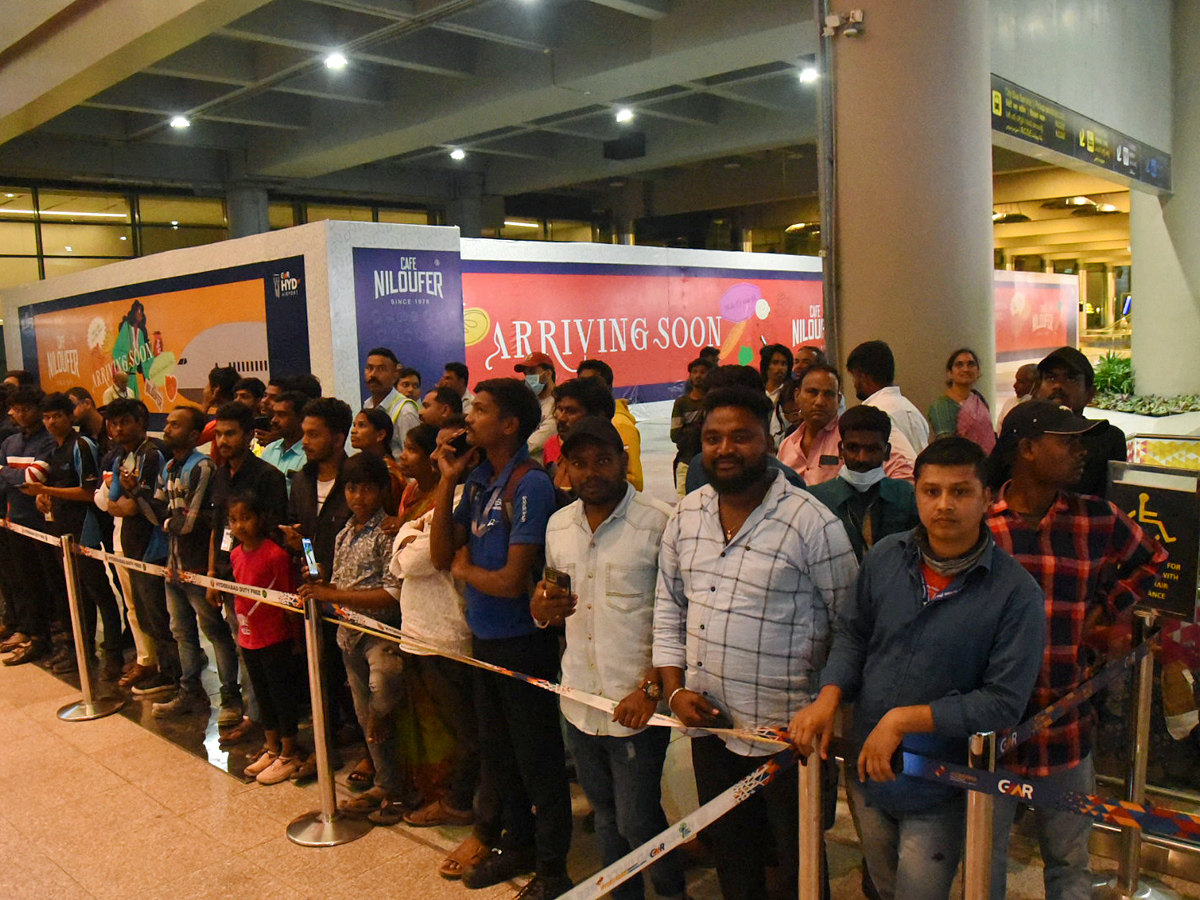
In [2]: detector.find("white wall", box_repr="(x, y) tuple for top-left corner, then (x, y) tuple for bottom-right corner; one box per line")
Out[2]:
(990, 0), (1172, 152)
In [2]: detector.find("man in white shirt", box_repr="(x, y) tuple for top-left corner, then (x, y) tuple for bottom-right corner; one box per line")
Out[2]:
(362, 346), (418, 456)
(995, 363), (1038, 431)
(532, 417), (685, 900)
(439, 362), (474, 414)
(846, 340), (930, 452)
(514, 351), (557, 463)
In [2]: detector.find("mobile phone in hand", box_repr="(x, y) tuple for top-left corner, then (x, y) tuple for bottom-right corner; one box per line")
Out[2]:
(301, 538), (320, 579)
(544, 566), (572, 594)
(449, 431), (471, 457)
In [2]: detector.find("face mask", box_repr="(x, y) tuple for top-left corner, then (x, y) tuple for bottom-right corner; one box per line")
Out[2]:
(838, 465), (886, 492)
(524, 372), (543, 392)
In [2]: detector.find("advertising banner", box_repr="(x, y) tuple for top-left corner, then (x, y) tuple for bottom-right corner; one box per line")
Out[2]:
(994, 271), (1079, 363)
(461, 257), (824, 402)
(18, 257), (309, 413)
(352, 247), (465, 401)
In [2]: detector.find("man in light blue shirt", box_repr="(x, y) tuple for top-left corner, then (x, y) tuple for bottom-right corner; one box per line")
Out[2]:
(260, 390), (308, 489)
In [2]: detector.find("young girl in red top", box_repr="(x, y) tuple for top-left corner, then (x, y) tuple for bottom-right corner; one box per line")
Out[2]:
(227, 490), (303, 785)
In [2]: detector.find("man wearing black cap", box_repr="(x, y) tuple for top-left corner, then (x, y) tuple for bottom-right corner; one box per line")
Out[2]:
(531, 417), (684, 900)
(987, 400), (1166, 900)
(515, 352), (557, 463)
(1033, 346), (1127, 498)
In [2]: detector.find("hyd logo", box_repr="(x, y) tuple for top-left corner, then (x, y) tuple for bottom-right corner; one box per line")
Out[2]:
(998, 778), (1034, 800)
(272, 271), (300, 297)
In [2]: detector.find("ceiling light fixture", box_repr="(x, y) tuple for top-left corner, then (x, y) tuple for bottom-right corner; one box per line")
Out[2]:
(169, 115), (190, 129)
(4, 193), (14, 199)
(504, 220), (539, 228)
(798, 67), (819, 84)
(450, 148), (466, 161)
(64, 246), (72, 252)
(119, 235), (127, 241)
(615, 107), (635, 124)
(325, 52), (348, 70)
(0, 209), (127, 219)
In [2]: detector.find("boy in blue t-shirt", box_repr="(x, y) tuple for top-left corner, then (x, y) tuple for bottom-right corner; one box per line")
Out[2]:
(431, 378), (571, 899)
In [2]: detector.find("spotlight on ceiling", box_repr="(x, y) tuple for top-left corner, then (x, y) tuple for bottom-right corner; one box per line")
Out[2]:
(450, 148), (466, 161)
(169, 116), (190, 129)
(798, 67), (819, 84)
(325, 52), (348, 70)
(615, 107), (635, 124)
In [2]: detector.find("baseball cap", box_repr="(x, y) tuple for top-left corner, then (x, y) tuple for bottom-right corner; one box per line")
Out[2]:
(561, 416), (625, 456)
(1000, 399), (1104, 441)
(514, 352), (554, 372)
(1037, 347), (1094, 387)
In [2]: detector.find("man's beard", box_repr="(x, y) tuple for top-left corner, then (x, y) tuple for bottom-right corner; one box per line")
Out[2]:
(706, 454), (770, 494)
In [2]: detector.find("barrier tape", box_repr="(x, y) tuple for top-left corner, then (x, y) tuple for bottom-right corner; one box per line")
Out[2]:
(997, 640), (1155, 756)
(2, 519), (63, 546)
(902, 751), (1200, 841)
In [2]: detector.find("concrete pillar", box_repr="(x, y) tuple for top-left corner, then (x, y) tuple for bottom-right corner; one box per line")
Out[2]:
(1130, 1), (1200, 396)
(446, 173), (484, 238)
(833, 0), (994, 411)
(226, 184), (269, 238)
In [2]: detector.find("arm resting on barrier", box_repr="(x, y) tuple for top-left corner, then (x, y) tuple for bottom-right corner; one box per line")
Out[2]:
(299, 583), (398, 612)
(858, 705), (934, 783)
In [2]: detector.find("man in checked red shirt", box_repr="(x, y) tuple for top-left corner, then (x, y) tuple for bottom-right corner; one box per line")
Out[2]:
(986, 400), (1166, 900)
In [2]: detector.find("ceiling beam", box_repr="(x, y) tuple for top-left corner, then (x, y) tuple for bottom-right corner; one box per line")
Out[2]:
(585, 0), (670, 20)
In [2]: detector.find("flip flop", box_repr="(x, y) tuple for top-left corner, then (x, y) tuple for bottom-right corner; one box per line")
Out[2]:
(347, 758), (375, 790)
(439, 834), (490, 880)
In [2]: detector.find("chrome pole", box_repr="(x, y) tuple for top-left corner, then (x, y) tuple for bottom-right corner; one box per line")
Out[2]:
(56, 535), (125, 721)
(964, 731), (996, 900)
(798, 753), (823, 900)
(287, 597), (372, 846)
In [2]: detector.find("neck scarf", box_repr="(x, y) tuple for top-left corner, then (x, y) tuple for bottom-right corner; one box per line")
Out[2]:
(914, 524), (989, 577)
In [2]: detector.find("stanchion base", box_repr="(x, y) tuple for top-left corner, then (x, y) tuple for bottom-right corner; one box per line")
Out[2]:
(57, 697), (126, 722)
(1093, 876), (1183, 900)
(286, 810), (373, 847)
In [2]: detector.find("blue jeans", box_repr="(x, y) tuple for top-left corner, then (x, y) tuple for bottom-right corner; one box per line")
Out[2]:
(991, 754), (1094, 900)
(339, 630), (407, 795)
(164, 579), (241, 702)
(848, 779), (965, 900)
(566, 722), (686, 900)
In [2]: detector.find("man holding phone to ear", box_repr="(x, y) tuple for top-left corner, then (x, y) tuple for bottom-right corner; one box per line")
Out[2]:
(531, 417), (685, 900)
(653, 386), (858, 900)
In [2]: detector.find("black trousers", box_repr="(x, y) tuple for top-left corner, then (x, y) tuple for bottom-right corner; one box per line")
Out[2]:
(472, 629), (572, 877)
(243, 640), (302, 738)
(7, 533), (57, 642)
(691, 734), (835, 900)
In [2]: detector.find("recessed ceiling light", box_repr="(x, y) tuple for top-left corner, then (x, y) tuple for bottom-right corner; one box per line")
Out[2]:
(4, 194), (14, 199)
(64, 246), (72, 252)
(169, 115), (190, 129)
(171, 220), (179, 225)
(325, 52), (348, 70)
(798, 67), (819, 83)
(615, 107), (634, 124)
(119, 235), (127, 241)
(450, 148), (466, 160)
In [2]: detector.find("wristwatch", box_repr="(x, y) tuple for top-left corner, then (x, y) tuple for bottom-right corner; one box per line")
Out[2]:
(641, 680), (663, 701)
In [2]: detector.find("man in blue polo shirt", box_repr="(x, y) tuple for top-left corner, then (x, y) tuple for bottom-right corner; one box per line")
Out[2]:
(430, 377), (571, 900)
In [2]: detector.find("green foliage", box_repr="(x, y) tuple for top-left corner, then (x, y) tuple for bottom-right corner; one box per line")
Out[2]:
(1091, 392), (1200, 417)
(1092, 352), (1134, 395)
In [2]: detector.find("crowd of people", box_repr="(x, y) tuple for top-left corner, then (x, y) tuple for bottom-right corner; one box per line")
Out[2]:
(0, 336), (1167, 900)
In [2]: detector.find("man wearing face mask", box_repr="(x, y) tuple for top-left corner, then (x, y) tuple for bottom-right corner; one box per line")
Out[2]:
(808, 405), (919, 564)
(514, 352), (557, 463)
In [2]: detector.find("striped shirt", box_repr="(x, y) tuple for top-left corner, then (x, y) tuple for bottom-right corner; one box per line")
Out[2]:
(653, 469), (859, 755)
(987, 488), (1167, 776)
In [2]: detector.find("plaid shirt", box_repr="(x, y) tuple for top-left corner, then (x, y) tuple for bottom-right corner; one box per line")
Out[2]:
(987, 488), (1167, 776)
(653, 469), (859, 756)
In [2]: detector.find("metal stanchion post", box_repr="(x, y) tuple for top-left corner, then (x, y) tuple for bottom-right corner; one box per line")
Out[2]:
(1097, 610), (1179, 900)
(56, 535), (125, 722)
(964, 731), (996, 900)
(798, 753), (823, 900)
(287, 596), (372, 847)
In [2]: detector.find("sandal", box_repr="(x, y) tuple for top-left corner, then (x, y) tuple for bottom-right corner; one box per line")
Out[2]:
(439, 834), (491, 880)
(346, 757), (375, 790)
(404, 797), (474, 827)
(367, 795), (409, 826)
(339, 786), (386, 816)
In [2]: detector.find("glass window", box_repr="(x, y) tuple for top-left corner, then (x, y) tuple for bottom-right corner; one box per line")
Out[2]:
(269, 203), (296, 229)
(305, 204), (373, 223)
(43, 257), (115, 279)
(0, 189), (36, 221)
(0, 257), (40, 289)
(39, 190), (130, 224)
(0, 222), (37, 256)
(139, 226), (227, 255)
(139, 196), (226, 227)
(547, 220), (594, 242)
(499, 218), (545, 240)
(40, 223), (133, 257)
(378, 209), (429, 225)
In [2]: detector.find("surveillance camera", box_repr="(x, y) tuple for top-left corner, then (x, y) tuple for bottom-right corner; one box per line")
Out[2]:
(843, 23), (863, 36)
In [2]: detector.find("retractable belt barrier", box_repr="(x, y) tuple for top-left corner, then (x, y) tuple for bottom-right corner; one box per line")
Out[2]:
(3, 516), (1190, 891)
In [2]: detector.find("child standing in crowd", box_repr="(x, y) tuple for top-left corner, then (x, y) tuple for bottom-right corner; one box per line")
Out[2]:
(351, 407), (404, 515)
(396, 423), (439, 523)
(298, 453), (406, 821)
(228, 491), (304, 785)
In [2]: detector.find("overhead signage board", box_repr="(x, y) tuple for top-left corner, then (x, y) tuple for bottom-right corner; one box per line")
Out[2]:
(991, 74), (1171, 192)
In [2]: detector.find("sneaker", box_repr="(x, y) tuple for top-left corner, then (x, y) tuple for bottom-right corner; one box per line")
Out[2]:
(513, 874), (574, 900)
(462, 844), (537, 889)
(217, 702), (244, 728)
(52, 652), (80, 675)
(130, 671), (176, 697)
(2, 640), (46, 667)
(244, 748), (278, 777)
(151, 691), (209, 718)
(257, 755), (302, 785)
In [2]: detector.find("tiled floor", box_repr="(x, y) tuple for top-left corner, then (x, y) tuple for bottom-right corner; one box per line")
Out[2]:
(4, 652), (1200, 900)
